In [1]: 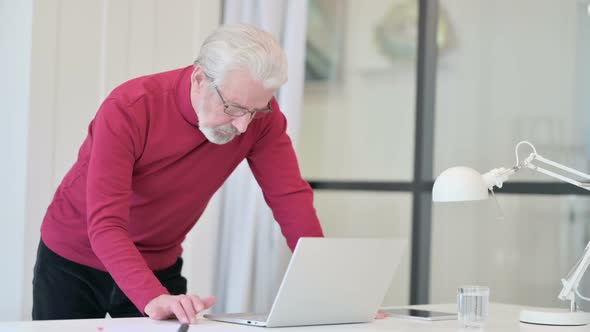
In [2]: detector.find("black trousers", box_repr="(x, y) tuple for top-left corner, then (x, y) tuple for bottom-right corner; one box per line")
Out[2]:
(32, 240), (187, 320)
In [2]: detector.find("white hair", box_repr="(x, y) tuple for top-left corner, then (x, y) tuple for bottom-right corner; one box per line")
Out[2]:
(194, 24), (288, 90)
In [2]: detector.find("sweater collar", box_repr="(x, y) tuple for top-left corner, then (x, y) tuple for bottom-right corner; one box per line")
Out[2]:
(175, 65), (199, 127)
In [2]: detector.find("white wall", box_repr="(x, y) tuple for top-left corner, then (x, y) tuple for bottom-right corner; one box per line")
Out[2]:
(0, 0), (33, 321)
(2, 0), (222, 320)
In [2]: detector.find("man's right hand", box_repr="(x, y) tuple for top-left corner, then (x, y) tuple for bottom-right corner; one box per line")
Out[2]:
(144, 294), (216, 324)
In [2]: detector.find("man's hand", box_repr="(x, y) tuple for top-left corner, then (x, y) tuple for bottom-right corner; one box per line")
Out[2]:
(375, 310), (390, 319)
(144, 294), (216, 324)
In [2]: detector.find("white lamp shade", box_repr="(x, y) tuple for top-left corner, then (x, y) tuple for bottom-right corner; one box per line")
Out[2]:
(432, 166), (489, 202)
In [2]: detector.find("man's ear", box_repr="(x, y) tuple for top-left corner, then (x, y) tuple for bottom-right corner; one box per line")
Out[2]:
(191, 65), (207, 89)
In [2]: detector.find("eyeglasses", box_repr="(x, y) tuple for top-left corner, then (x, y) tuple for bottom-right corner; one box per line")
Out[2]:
(210, 82), (273, 120)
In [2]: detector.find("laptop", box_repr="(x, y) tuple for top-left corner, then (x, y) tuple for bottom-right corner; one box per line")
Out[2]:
(204, 237), (407, 327)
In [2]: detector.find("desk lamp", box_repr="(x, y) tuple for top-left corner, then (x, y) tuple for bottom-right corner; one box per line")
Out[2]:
(432, 141), (590, 326)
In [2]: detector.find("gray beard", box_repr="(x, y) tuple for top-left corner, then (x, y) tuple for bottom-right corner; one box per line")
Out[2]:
(197, 99), (240, 144)
(199, 124), (240, 144)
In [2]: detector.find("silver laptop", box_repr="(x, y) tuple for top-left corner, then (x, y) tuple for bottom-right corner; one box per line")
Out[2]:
(204, 237), (407, 327)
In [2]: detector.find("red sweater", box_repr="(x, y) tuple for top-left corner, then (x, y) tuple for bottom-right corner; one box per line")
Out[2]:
(41, 65), (323, 313)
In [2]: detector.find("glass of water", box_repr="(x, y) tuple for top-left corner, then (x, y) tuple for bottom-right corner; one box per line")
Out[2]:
(457, 286), (489, 328)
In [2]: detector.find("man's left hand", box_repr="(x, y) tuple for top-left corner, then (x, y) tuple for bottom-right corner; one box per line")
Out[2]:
(375, 310), (389, 319)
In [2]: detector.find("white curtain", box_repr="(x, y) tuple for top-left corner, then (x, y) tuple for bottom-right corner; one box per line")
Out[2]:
(212, 0), (310, 314)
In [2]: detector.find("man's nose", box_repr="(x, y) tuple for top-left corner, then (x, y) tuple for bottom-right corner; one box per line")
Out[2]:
(232, 115), (251, 133)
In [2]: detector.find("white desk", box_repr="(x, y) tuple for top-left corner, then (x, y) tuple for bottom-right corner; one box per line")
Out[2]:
(2, 304), (590, 331)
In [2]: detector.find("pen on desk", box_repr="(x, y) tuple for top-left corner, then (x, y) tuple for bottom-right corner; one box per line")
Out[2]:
(178, 323), (189, 332)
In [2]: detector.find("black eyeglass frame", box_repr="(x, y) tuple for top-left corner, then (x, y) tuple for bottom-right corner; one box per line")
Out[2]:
(207, 77), (273, 120)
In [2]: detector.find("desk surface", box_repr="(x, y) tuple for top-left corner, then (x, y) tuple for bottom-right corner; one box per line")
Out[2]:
(2, 304), (590, 331)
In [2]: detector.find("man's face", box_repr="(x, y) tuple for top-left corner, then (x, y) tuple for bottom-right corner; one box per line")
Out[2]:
(190, 67), (275, 145)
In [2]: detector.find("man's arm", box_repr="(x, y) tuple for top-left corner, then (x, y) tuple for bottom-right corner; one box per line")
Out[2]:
(247, 103), (389, 320)
(86, 99), (214, 323)
(247, 100), (324, 251)
(87, 98), (169, 312)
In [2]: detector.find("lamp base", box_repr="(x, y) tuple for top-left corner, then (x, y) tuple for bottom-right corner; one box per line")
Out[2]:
(520, 308), (590, 326)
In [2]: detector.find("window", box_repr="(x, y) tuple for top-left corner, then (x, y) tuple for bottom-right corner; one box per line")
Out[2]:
(299, 0), (590, 306)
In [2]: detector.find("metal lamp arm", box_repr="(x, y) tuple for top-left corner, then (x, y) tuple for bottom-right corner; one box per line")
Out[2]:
(559, 243), (590, 305)
(482, 141), (590, 308)
(518, 144), (590, 307)
(526, 154), (590, 190)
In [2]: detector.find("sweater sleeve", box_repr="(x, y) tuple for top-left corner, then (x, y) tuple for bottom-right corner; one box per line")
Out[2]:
(247, 100), (324, 251)
(86, 98), (169, 313)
